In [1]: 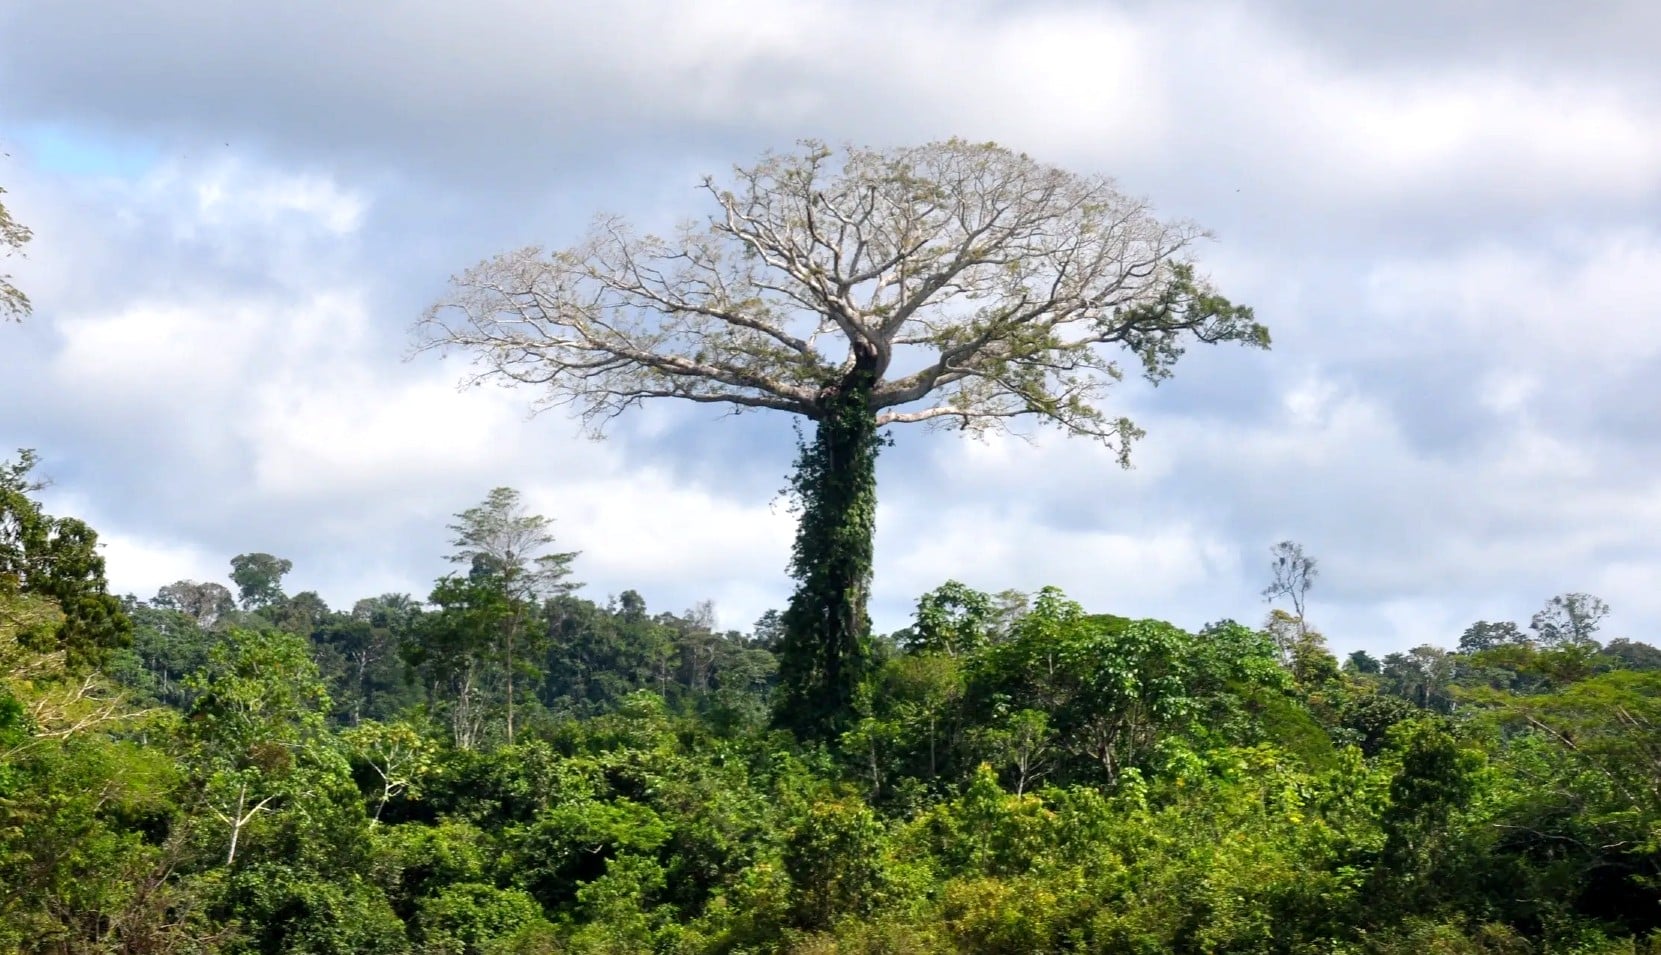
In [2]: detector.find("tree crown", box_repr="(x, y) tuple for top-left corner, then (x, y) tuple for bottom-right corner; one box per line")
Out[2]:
(418, 139), (1266, 461)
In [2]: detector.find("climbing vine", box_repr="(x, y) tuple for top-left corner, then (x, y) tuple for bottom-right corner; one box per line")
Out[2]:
(775, 350), (886, 742)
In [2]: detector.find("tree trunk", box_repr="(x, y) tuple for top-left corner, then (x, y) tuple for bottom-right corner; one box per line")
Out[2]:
(452, 661), (480, 750)
(226, 782), (246, 866)
(775, 342), (882, 742)
(504, 613), (516, 745)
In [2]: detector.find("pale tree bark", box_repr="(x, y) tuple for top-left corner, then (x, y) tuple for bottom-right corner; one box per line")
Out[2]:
(343, 720), (433, 824)
(213, 779), (278, 866)
(450, 660), (485, 751)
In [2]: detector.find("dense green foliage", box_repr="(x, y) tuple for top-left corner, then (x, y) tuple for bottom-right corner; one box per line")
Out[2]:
(6, 457), (1661, 953)
(2, 450), (132, 669)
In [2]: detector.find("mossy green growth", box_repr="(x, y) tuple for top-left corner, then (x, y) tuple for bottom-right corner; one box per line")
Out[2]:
(775, 346), (885, 743)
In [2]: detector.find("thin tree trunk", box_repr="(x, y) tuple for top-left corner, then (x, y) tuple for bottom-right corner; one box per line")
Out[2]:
(221, 782), (276, 866)
(928, 715), (937, 780)
(505, 612), (516, 745)
(226, 783), (245, 866)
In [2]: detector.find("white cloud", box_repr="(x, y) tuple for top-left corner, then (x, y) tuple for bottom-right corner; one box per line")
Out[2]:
(188, 164), (366, 234)
(1368, 230), (1661, 370)
(547, 468), (794, 584)
(5, 0), (1661, 659)
(1477, 371), (1539, 416)
(879, 501), (1233, 619)
(93, 530), (222, 600)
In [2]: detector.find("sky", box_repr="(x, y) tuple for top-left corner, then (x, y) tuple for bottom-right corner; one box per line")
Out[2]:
(2, 0), (1658, 654)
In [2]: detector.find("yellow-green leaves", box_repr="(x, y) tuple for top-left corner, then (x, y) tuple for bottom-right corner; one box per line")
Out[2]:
(0, 186), (31, 321)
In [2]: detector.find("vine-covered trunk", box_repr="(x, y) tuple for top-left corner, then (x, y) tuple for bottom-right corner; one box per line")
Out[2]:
(776, 343), (883, 742)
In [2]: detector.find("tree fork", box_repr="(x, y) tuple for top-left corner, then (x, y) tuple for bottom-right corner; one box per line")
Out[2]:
(776, 341), (883, 742)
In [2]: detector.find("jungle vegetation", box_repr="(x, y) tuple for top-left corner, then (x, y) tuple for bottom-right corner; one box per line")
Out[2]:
(4, 455), (1661, 954)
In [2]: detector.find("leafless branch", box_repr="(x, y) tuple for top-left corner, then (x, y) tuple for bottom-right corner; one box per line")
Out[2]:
(416, 140), (1265, 443)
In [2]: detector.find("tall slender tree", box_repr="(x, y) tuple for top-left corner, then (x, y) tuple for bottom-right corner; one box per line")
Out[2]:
(1262, 540), (1318, 651)
(417, 140), (1267, 739)
(444, 488), (579, 743)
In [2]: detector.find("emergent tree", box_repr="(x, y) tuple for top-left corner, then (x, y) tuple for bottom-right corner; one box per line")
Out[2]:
(229, 552), (293, 612)
(416, 140), (1267, 740)
(445, 487), (578, 743)
(1263, 541), (1317, 629)
(1530, 592), (1609, 649)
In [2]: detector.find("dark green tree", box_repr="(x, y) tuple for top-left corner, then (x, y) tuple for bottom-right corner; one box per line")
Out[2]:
(271, 589), (330, 635)
(1371, 719), (1483, 919)
(1345, 649), (1381, 674)
(1457, 619), (1526, 653)
(1381, 645), (1458, 713)
(113, 602), (214, 706)
(1495, 671), (1661, 930)
(1602, 637), (1661, 671)
(313, 594), (421, 724)
(229, 552), (293, 612)
(24, 517), (131, 667)
(749, 608), (785, 650)
(0, 451), (130, 666)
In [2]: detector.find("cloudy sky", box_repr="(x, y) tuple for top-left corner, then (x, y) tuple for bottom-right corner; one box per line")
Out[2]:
(3, 0), (1658, 653)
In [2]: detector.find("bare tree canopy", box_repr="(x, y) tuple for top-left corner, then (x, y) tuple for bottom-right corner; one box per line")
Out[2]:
(1262, 540), (1318, 619)
(417, 139), (1267, 461)
(1530, 592), (1609, 648)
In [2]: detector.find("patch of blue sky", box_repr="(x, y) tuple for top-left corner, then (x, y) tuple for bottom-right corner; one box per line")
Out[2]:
(15, 124), (160, 179)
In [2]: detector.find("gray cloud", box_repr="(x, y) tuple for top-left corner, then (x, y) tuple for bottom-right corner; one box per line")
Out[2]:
(1249, 0), (1661, 83)
(3, 0), (1659, 649)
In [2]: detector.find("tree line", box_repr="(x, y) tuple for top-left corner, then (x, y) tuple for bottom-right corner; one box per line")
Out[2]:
(6, 456), (1661, 952)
